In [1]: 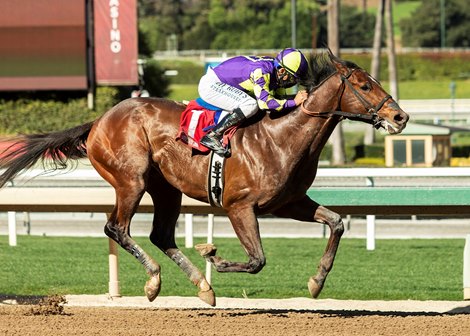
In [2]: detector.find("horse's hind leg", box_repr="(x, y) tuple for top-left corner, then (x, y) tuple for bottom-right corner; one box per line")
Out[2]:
(307, 205), (344, 298)
(146, 172), (215, 306)
(197, 206), (266, 274)
(273, 196), (344, 298)
(98, 166), (163, 301)
(105, 202), (163, 301)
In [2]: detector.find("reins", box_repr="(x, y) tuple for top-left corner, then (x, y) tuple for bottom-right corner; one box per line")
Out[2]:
(301, 69), (392, 129)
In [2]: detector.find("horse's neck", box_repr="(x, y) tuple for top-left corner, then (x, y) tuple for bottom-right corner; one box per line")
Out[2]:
(303, 83), (342, 152)
(275, 81), (341, 157)
(254, 81), (341, 189)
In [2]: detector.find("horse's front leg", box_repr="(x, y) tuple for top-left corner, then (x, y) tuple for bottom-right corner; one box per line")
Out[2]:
(196, 206), (266, 273)
(273, 195), (344, 298)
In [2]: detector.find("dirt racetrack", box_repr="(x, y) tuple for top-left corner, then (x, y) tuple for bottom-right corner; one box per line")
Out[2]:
(1, 305), (470, 336)
(1, 296), (470, 336)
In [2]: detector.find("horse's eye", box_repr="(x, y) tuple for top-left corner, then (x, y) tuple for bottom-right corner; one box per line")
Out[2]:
(360, 83), (371, 91)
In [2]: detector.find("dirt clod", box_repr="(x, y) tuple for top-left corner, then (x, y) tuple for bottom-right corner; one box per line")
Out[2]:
(28, 295), (67, 316)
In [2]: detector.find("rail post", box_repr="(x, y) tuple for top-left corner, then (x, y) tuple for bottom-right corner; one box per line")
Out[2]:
(184, 214), (194, 248)
(106, 213), (121, 298)
(8, 211), (17, 246)
(464, 235), (470, 300)
(205, 214), (215, 283)
(366, 177), (376, 251)
(108, 238), (121, 298)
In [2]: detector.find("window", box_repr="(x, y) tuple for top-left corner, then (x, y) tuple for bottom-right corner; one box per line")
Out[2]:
(411, 140), (425, 164)
(387, 134), (452, 167)
(393, 140), (406, 166)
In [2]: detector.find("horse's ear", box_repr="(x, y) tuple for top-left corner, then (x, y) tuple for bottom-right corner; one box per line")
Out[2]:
(327, 48), (349, 75)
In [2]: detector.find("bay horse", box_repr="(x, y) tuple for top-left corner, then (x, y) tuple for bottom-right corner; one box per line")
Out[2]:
(0, 51), (408, 306)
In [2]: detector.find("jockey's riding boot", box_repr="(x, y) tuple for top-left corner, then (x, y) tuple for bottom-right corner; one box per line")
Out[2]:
(200, 108), (245, 157)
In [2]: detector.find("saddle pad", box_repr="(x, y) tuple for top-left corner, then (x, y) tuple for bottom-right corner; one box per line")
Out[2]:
(176, 99), (229, 153)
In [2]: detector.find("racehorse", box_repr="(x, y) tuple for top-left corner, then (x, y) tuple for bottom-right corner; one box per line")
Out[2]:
(0, 51), (408, 306)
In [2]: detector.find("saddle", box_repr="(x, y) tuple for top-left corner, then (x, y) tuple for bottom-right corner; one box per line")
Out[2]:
(176, 98), (237, 154)
(176, 98), (234, 207)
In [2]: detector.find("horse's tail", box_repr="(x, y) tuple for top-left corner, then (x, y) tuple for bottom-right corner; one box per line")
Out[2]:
(0, 121), (95, 188)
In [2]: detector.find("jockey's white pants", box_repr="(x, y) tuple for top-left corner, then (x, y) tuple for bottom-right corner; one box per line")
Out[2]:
(198, 68), (258, 118)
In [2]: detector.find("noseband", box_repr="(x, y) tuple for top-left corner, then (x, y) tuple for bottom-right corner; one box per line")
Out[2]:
(301, 69), (392, 129)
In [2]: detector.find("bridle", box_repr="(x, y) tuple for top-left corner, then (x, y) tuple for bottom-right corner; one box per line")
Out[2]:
(301, 69), (392, 129)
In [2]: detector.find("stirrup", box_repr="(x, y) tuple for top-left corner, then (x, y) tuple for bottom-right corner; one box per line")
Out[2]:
(200, 134), (227, 156)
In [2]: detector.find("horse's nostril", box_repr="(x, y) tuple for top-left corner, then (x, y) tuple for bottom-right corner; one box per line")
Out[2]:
(394, 113), (404, 122)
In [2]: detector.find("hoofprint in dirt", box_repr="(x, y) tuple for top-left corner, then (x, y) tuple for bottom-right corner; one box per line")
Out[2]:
(1, 301), (470, 336)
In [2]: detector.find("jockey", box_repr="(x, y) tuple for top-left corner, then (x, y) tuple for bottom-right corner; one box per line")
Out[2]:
(198, 48), (309, 156)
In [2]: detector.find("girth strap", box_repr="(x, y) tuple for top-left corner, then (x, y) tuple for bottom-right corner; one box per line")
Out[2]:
(207, 151), (225, 207)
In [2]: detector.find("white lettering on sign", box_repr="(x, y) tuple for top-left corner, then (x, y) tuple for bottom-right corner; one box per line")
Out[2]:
(109, 0), (121, 53)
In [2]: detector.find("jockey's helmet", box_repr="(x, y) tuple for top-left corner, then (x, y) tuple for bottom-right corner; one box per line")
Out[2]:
(275, 48), (308, 79)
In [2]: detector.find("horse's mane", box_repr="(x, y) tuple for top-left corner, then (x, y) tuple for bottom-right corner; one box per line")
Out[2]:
(300, 51), (360, 93)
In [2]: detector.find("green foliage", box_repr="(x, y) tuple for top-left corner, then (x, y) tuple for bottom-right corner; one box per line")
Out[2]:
(339, 6), (375, 48)
(354, 157), (386, 166)
(208, 0), (289, 49)
(344, 52), (470, 82)
(160, 52), (470, 87)
(364, 144), (385, 157)
(0, 87), (119, 135)
(158, 60), (205, 85)
(0, 57), (171, 136)
(0, 236), (463, 300)
(140, 0), (375, 51)
(392, 1), (422, 37)
(168, 84), (199, 102)
(400, 0), (470, 47)
(393, 79), (470, 99)
(452, 132), (470, 146)
(166, 70), (470, 102)
(142, 59), (171, 97)
(116, 59), (170, 99)
(138, 16), (162, 57)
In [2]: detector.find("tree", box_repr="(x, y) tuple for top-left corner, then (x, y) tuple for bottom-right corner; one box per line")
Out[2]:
(400, 0), (470, 48)
(365, 0), (385, 145)
(385, 0), (398, 100)
(339, 5), (375, 48)
(181, 1), (215, 49)
(138, 0), (377, 53)
(328, 0), (346, 166)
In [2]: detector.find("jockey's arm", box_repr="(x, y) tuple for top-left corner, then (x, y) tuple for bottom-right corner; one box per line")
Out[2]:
(251, 70), (296, 112)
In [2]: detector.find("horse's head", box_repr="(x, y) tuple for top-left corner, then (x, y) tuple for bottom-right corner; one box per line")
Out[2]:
(302, 51), (409, 135)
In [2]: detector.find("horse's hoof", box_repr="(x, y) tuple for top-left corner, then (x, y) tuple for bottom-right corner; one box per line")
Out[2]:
(144, 273), (161, 302)
(308, 277), (323, 299)
(195, 243), (217, 258)
(197, 279), (216, 306)
(198, 288), (216, 307)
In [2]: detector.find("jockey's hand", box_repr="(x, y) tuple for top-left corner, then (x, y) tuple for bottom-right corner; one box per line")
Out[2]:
(294, 90), (308, 105)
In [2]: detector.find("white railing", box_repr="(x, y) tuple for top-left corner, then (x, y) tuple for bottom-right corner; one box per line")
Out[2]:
(12, 166), (470, 180)
(3, 167), (470, 298)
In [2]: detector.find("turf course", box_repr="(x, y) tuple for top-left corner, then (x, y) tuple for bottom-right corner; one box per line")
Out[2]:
(0, 236), (464, 301)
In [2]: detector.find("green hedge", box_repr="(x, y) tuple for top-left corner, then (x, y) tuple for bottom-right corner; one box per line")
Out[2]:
(345, 52), (470, 81)
(452, 145), (470, 158)
(354, 157), (385, 166)
(158, 60), (205, 85)
(0, 87), (119, 135)
(156, 52), (470, 86)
